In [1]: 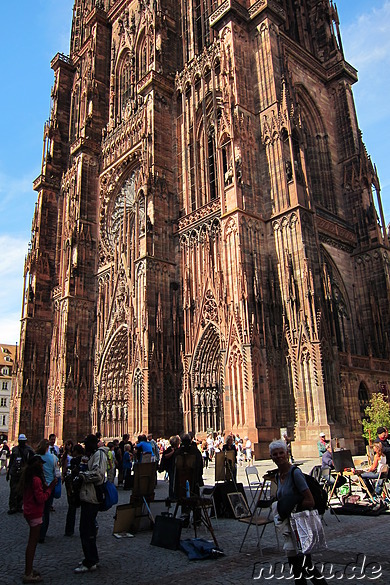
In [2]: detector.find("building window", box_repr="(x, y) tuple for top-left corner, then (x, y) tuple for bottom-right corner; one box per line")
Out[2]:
(0, 415), (6, 426)
(207, 130), (218, 200)
(2, 382), (7, 390)
(0, 398), (6, 407)
(195, 0), (216, 53)
(70, 84), (81, 141)
(137, 29), (153, 81)
(118, 52), (134, 117)
(1, 368), (9, 376)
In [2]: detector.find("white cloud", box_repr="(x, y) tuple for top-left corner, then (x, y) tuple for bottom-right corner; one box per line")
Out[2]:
(0, 236), (27, 345)
(340, 2), (390, 220)
(0, 171), (33, 200)
(341, 2), (390, 125)
(0, 314), (22, 346)
(342, 2), (390, 70)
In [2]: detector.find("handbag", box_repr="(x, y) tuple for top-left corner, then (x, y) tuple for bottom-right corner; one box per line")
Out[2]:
(53, 478), (62, 499)
(289, 509), (327, 554)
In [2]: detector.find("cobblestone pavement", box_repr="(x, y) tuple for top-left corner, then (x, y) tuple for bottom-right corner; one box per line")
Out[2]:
(0, 458), (389, 584)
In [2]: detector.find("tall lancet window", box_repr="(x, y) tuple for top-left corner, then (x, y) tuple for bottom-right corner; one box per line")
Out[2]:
(70, 84), (81, 141)
(118, 53), (133, 117)
(208, 129), (218, 201)
(137, 28), (153, 81)
(195, 0), (217, 53)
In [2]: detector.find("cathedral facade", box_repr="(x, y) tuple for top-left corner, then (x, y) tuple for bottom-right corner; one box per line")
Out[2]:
(10, 0), (390, 456)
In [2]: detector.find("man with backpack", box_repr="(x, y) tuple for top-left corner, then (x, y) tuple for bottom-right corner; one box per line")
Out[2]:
(74, 434), (107, 574)
(6, 433), (34, 514)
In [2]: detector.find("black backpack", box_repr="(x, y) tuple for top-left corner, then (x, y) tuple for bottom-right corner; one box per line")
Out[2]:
(11, 446), (33, 477)
(292, 466), (328, 515)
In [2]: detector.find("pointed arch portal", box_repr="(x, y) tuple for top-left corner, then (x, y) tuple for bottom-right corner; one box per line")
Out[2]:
(191, 323), (223, 433)
(97, 326), (129, 438)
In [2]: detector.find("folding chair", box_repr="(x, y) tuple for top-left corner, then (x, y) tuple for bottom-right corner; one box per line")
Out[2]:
(245, 465), (263, 509)
(200, 485), (218, 526)
(238, 479), (277, 554)
(375, 464), (389, 499)
(309, 465), (322, 482)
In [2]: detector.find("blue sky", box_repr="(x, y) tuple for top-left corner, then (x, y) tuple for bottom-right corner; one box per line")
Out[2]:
(0, 1), (389, 344)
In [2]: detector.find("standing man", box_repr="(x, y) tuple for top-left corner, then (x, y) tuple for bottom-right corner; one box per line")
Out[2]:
(6, 434), (34, 514)
(174, 434), (204, 525)
(74, 434), (107, 573)
(117, 434), (129, 485)
(134, 434), (154, 462)
(48, 433), (60, 457)
(147, 433), (160, 464)
(244, 436), (253, 466)
(374, 427), (390, 465)
(317, 432), (327, 458)
(282, 433), (294, 463)
(48, 433), (60, 512)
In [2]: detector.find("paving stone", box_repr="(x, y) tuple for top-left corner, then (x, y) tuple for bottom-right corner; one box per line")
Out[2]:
(0, 459), (388, 584)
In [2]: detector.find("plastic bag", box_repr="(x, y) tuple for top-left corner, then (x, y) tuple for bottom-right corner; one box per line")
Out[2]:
(338, 483), (350, 496)
(289, 509), (327, 554)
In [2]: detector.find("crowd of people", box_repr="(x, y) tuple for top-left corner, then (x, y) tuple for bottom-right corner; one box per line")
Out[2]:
(319, 426), (390, 502)
(5, 428), (253, 583)
(7, 426), (386, 585)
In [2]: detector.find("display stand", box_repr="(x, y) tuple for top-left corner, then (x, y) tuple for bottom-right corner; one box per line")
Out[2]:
(171, 450), (219, 546)
(328, 449), (371, 502)
(215, 451), (236, 484)
(173, 495), (219, 548)
(113, 461), (156, 534)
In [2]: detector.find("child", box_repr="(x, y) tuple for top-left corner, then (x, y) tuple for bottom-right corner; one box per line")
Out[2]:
(18, 454), (56, 583)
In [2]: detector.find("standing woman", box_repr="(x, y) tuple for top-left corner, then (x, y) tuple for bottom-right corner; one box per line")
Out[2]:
(270, 440), (328, 585)
(222, 435), (237, 482)
(18, 454), (56, 583)
(201, 439), (209, 469)
(122, 444), (133, 490)
(162, 435), (180, 499)
(36, 439), (58, 543)
(64, 443), (85, 537)
(61, 440), (74, 481)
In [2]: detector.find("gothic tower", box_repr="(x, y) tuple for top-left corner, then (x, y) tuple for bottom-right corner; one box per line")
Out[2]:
(10, 0), (390, 456)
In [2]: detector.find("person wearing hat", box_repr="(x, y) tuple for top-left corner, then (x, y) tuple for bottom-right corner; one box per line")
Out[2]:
(374, 426), (390, 465)
(317, 432), (327, 458)
(18, 454), (57, 583)
(74, 434), (108, 573)
(7, 433), (35, 514)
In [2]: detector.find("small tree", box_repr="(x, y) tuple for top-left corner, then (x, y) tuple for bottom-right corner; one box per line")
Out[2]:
(361, 392), (390, 443)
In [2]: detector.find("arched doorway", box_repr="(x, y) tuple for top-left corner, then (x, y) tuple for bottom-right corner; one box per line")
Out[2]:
(191, 323), (222, 433)
(96, 326), (129, 438)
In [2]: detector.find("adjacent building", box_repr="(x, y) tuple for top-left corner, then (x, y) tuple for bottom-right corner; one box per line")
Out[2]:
(0, 345), (16, 441)
(9, 0), (390, 456)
